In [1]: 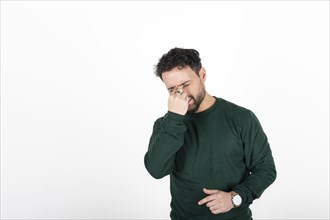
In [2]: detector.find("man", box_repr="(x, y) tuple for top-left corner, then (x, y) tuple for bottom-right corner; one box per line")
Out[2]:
(144, 48), (276, 220)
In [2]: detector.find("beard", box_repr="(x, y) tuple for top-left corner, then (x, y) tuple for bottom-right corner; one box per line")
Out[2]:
(187, 87), (206, 114)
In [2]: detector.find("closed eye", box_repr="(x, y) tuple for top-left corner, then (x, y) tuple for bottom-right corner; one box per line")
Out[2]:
(167, 81), (190, 93)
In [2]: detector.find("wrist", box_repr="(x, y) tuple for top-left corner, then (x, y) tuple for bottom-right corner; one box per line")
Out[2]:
(168, 107), (187, 115)
(230, 191), (242, 208)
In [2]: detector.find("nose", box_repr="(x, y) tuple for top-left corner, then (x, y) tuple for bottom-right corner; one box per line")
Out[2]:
(176, 85), (184, 90)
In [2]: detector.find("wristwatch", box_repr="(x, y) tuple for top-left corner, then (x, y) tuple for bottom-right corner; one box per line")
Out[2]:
(231, 192), (242, 208)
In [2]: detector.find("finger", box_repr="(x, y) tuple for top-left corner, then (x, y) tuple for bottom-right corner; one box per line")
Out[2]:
(209, 205), (218, 212)
(171, 87), (178, 96)
(184, 94), (189, 102)
(206, 200), (217, 208)
(180, 91), (188, 99)
(177, 91), (183, 96)
(203, 188), (219, 195)
(211, 208), (222, 215)
(198, 195), (215, 205)
(175, 90), (187, 100)
(176, 88), (183, 95)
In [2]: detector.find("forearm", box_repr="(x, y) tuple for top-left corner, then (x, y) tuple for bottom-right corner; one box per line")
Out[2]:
(234, 110), (277, 205)
(144, 112), (186, 179)
(233, 152), (277, 205)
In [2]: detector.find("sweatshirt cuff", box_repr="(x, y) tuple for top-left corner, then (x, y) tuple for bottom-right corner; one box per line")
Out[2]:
(232, 187), (248, 206)
(165, 111), (185, 121)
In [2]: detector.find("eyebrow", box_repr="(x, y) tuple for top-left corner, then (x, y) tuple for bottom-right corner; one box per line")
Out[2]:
(167, 80), (191, 90)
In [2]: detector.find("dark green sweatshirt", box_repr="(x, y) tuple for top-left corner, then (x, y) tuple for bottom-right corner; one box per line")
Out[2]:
(144, 97), (276, 220)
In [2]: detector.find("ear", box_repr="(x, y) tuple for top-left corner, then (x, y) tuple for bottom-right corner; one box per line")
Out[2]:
(199, 67), (207, 82)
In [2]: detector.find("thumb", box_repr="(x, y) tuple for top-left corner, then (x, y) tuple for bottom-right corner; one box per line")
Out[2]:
(203, 188), (218, 194)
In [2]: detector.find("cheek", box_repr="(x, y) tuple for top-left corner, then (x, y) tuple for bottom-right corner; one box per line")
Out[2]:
(183, 88), (191, 96)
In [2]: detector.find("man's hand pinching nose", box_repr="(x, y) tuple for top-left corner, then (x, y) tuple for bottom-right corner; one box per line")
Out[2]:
(168, 87), (189, 115)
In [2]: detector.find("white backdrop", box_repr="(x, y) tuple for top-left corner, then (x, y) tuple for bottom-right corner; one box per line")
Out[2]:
(1, 1), (329, 219)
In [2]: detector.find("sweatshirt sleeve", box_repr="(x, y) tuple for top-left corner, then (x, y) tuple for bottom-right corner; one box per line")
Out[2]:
(233, 110), (277, 205)
(144, 111), (186, 179)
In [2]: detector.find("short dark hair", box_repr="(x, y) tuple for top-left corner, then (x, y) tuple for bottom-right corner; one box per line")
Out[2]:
(154, 48), (202, 80)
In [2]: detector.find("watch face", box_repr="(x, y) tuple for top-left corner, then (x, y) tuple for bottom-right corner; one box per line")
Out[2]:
(233, 194), (242, 206)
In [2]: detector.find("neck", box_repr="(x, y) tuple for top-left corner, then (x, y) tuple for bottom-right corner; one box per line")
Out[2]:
(196, 93), (216, 113)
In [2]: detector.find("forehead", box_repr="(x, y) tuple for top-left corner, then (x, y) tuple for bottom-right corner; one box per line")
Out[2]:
(162, 66), (198, 87)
